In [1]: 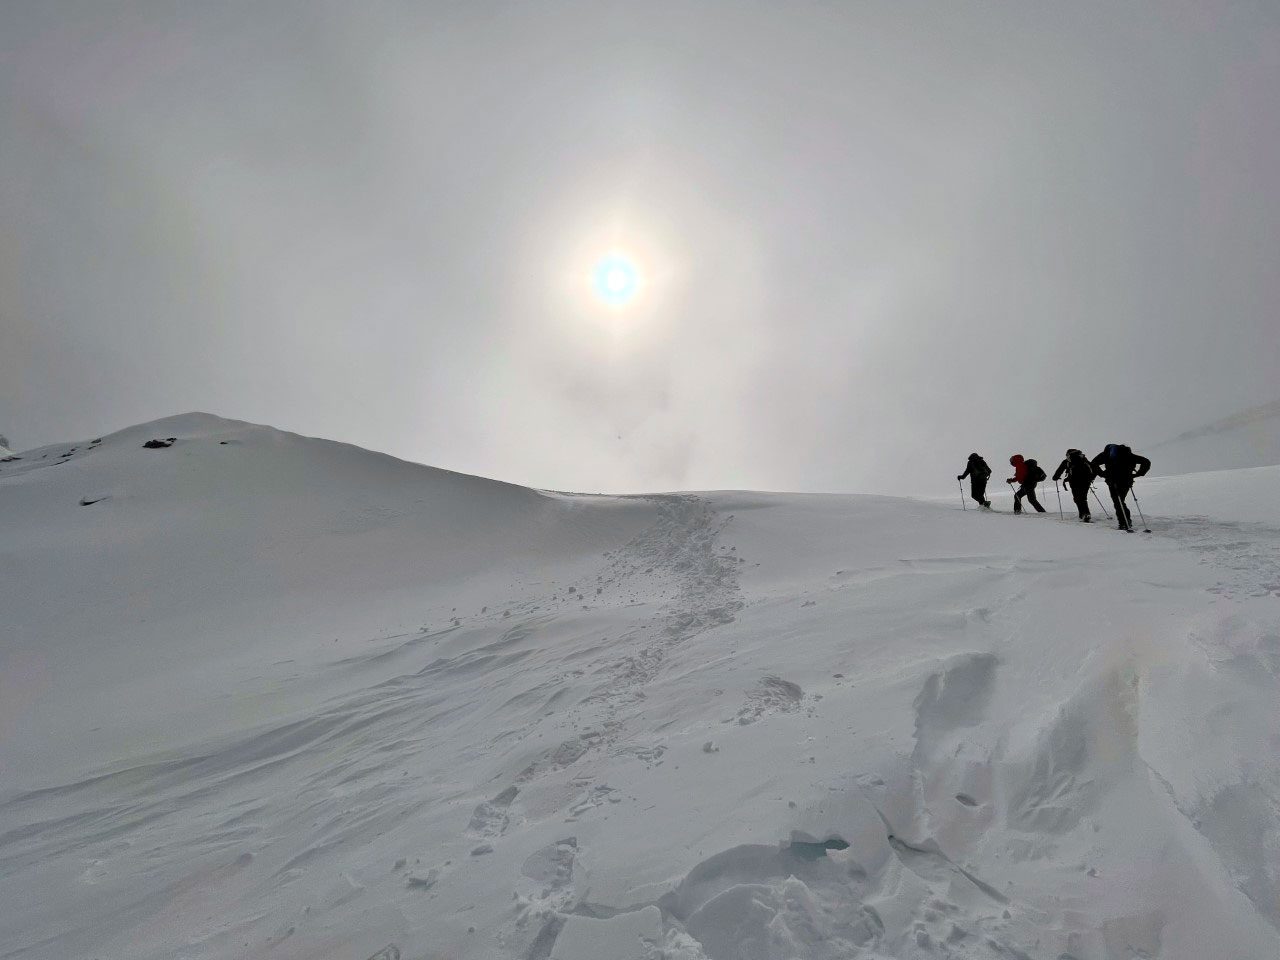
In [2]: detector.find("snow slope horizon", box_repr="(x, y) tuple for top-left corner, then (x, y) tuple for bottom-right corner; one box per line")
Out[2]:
(2, 414), (1278, 960)
(13, 407), (1278, 500)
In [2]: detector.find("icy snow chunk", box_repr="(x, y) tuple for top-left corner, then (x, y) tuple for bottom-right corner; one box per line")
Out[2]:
(788, 790), (891, 876)
(550, 905), (662, 960)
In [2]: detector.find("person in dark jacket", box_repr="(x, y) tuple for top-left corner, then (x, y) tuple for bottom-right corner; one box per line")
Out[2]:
(1007, 454), (1047, 513)
(1052, 448), (1096, 522)
(1090, 443), (1151, 530)
(957, 453), (992, 508)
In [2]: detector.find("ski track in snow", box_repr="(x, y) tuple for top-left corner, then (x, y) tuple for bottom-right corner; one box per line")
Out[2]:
(1, 418), (1278, 960)
(0, 466), (754, 960)
(1154, 515), (1280, 599)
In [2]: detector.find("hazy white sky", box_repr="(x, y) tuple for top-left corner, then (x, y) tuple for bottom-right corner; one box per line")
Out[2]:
(2, 1), (1277, 495)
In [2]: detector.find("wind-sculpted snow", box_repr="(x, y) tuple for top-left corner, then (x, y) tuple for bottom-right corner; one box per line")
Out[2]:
(1, 416), (1278, 959)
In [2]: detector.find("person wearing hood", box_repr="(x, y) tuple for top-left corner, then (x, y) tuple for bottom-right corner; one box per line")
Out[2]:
(1090, 443), (1151, 531)
(957, 452), (992, 508)
(1052, 448), (1096, 522)
(1007, 454), (1047, 514)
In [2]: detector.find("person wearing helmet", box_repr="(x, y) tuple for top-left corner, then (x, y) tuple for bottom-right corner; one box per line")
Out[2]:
(1090, 443), (1151, 531)
(1052, 448), (1096, 522)
(1007, 454), (1047, 514)
(957, 452), (992, 508)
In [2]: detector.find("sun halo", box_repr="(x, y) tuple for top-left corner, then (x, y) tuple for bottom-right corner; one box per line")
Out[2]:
(591, 253), (641, 307)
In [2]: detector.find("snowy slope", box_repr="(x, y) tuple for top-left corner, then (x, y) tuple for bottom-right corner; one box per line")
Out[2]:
(1147, 399), (1280, 477)
(1, 416), (1278, 960)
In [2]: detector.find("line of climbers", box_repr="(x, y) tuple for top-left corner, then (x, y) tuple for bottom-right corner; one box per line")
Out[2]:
(957, 444), (1152, 531)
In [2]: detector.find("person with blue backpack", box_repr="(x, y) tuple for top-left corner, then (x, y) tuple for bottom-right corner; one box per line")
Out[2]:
(1090, 443), (1151, 531)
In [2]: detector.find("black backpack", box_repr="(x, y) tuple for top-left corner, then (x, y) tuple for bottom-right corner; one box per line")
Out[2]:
(1026, 459), (1047, 484)
(1067, 454), (1093, 484)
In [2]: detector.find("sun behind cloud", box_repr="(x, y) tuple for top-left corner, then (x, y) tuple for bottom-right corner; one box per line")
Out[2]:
(590, 252), (641, 307)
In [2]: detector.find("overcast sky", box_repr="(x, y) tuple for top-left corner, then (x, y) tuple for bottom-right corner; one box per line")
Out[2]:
(2, 1), (1277, 495)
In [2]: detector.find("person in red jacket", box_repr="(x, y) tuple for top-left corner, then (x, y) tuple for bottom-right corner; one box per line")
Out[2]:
(1007, 454), (1047, 514)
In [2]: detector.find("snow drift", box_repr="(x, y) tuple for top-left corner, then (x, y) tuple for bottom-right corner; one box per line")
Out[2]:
(1, 414), (1278, 960)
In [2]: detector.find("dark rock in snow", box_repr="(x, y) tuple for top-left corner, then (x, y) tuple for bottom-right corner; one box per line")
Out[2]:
(405, 868), (437, 889)
(142, 438), (177, 449)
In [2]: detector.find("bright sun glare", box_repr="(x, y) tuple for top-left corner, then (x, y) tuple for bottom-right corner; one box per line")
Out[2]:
(591, 253), (641, 307)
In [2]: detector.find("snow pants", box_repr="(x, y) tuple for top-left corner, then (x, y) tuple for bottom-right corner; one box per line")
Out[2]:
(1014, 483), (1045, 513)
(1068, 482), (1091, 520)
(969, 476), (988, 506)
(1107, 480), (1133, 529)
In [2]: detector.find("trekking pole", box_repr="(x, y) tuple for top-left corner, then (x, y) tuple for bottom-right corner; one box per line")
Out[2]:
(1054, 481), (1064, 520)
(1090, 484), (1111, 519)
(1128, 483), (1151, 533)
(958, 479), (966, 511)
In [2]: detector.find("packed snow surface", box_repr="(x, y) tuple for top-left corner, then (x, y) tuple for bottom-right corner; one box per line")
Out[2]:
(1, 414), (1278, 960)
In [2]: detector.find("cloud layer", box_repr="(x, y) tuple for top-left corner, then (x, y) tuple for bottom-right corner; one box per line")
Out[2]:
(3, 2), (1278, 494)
